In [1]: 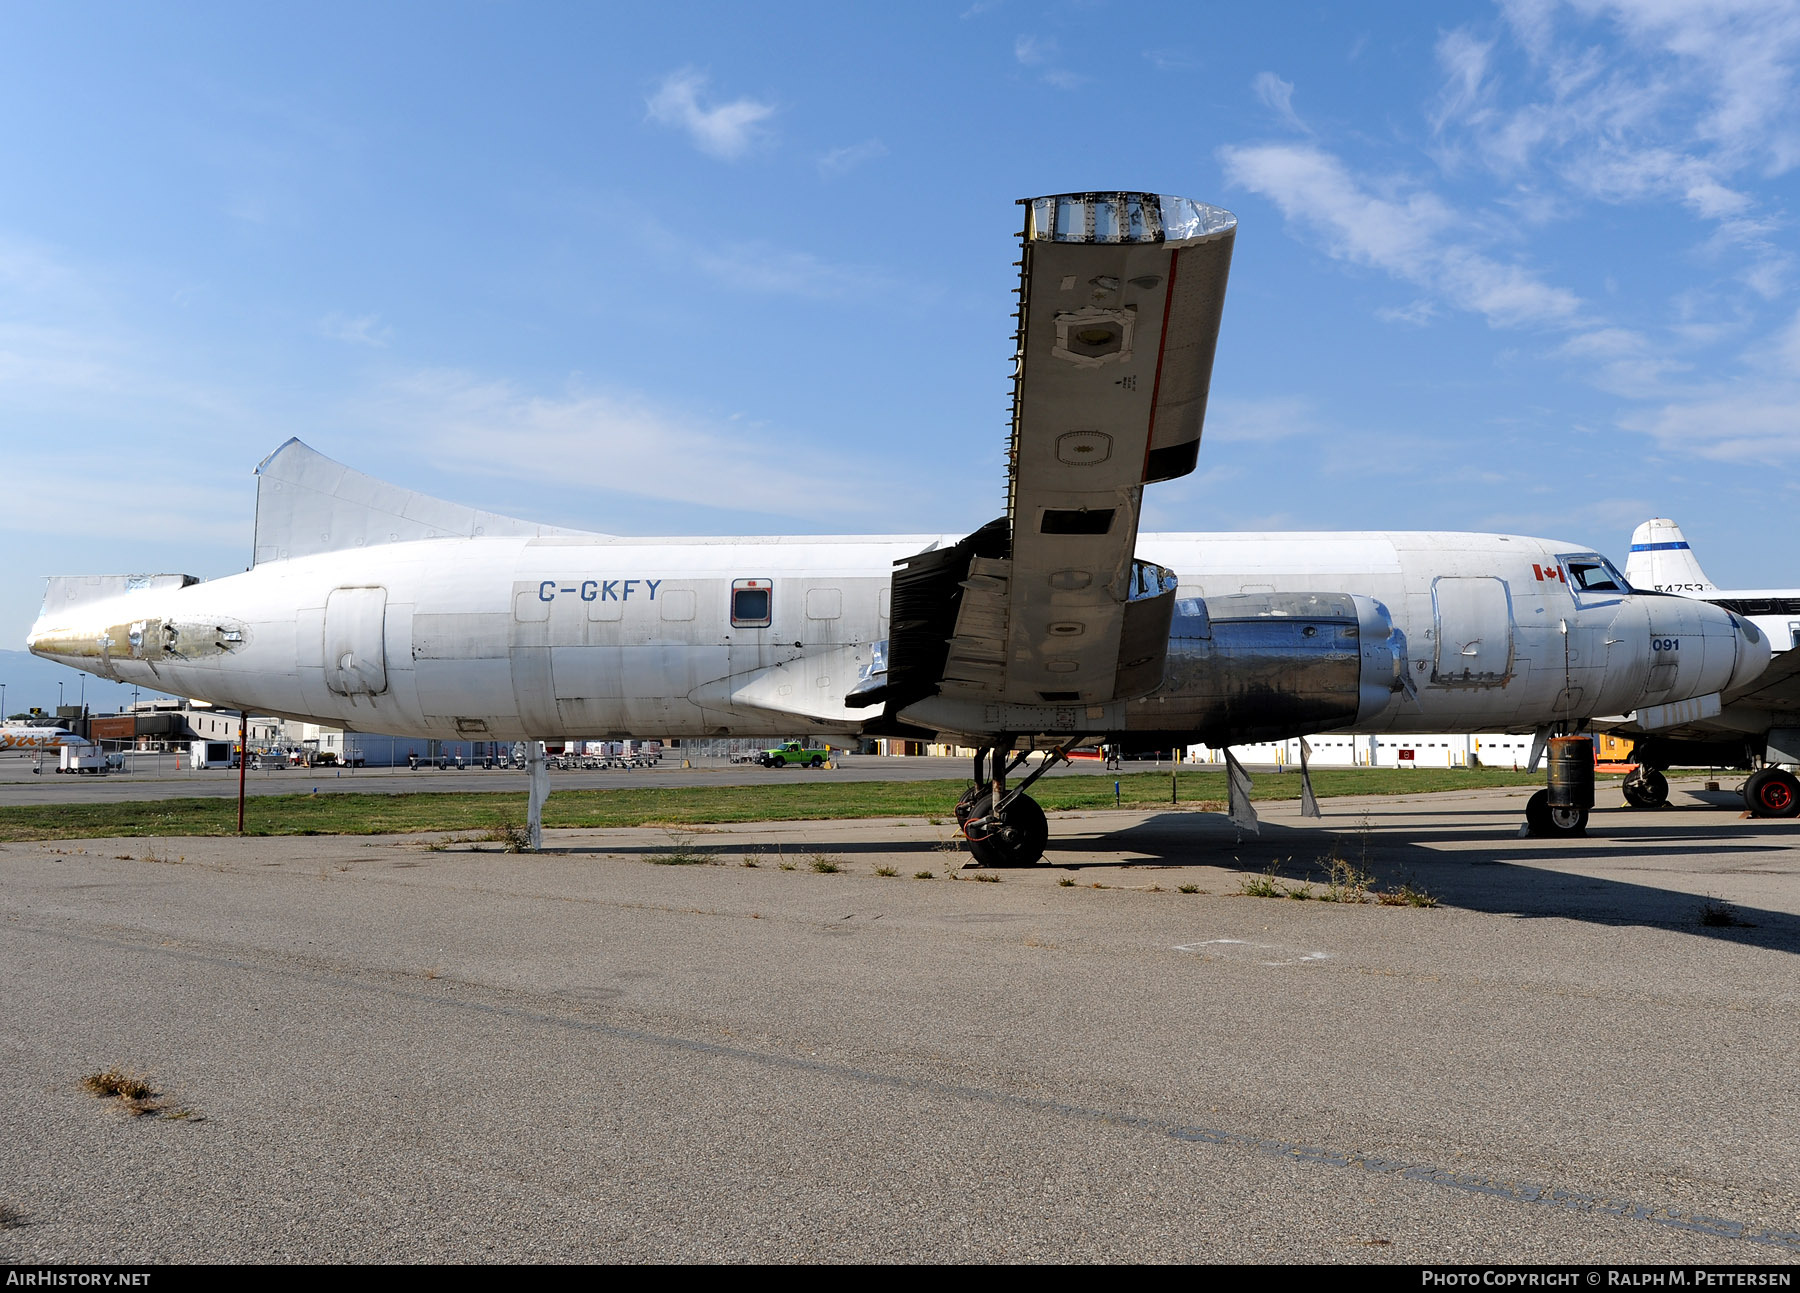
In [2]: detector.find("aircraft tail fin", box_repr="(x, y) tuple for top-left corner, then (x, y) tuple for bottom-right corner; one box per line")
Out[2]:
(1626, 518), (1717, 593)
(252, 439), (597, 566)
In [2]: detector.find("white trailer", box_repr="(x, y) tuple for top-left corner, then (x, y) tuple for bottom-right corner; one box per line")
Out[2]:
(189, 739), (236, 770)
(58, 741), (108, 774)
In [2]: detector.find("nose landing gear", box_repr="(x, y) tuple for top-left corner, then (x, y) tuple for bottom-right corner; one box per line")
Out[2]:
(1621, 766), (1670, 810)
(1523, 733), (1594, 838)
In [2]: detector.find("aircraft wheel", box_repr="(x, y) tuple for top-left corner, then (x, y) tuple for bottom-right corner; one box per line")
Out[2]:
(960, 791), (1048, 867)
(1525, 789), (1588, 838)
(1744, 768), (1800, 818)
(809, 756), (823, 768)
(953, 783), (984, 828)
(1621, 769), (1669, 809)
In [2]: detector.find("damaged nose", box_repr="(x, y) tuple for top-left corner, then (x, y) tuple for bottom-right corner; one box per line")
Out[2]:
(1725, 610), (1772, 693)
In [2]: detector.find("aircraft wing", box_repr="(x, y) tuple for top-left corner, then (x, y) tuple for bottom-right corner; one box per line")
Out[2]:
(859, 193), (1235, 717)
(1722, 646), (1800, 717)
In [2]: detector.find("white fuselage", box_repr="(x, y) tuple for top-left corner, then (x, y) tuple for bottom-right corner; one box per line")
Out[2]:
(27, 530), (1766, 745)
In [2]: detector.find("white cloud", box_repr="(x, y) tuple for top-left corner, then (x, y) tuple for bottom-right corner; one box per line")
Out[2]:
(1143, 48), (1199, 72)
(318, 313), (391, 348)
(645, 69), (775, 161)
(361, 368), (900, 523)
(1618, 385), (1800, 463)
(634, 218), (920, 303)
(1431, 29), (1494, 133)
(1203, 395), (1327, 443)
(1252, 72), (1307, 132)
(1446, 1), (1800, 232)
(1219, 142), (1583, 329)
(817, 139), (888, 177)
(1376, 300), (1439, 326)
(1014, 33), (1085, 88)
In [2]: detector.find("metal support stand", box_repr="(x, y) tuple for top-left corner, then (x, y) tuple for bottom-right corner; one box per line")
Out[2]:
(526, 740), (550, 851)
(1298, 737), (1321, 819)
(1224, 748), (1258, 836)
(1526, 728), (1551, 773)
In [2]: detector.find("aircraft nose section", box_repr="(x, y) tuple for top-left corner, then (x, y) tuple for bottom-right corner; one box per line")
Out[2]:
(1723, 607), (1772, 693)
(1638, 595), (1770, 702)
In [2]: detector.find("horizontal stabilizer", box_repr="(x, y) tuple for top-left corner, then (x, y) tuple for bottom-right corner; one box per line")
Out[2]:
(252, 439), (597, 566)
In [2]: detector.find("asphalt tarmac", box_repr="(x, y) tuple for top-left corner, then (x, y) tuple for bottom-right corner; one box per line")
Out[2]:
(2, 778), (1796, 1263)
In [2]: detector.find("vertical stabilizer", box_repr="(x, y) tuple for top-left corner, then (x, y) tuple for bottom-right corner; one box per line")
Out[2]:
(1626, 518), (1716, 593)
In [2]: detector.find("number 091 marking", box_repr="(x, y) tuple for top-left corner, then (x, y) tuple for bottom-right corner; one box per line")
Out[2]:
(1652, 638), (1681, 651)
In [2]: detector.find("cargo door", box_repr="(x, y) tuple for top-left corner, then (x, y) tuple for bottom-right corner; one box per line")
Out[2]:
(1430, 577), (1514, 688)
(323, 587), (389, 696)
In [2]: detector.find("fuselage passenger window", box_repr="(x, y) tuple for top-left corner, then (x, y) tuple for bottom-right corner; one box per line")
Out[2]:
(732, 579), (772, 628)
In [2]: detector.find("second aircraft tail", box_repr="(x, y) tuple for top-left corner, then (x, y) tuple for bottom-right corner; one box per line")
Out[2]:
(1626, 518), (1716, 593)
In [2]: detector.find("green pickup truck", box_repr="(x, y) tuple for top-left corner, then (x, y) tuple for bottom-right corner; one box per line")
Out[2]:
(757, 740), (829, 769)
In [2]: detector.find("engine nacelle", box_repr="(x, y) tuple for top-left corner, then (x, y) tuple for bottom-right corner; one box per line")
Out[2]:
(1135, 592), (1407, 746)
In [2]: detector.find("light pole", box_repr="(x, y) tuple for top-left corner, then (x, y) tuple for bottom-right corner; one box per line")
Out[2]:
(1, 683), (6, 720)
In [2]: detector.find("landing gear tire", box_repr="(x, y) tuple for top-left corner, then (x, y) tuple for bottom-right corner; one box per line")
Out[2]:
(1744, 768), (1800, 818)
(1526, 789), (1588, 838)
(961, 790), (1048, 867)
(1621, 768), (1669, 810)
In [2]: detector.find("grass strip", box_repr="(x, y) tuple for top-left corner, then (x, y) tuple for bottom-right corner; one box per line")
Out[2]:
(0, 767), (1559, 842)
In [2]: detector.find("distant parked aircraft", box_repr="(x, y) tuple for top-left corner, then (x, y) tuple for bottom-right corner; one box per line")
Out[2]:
(1604, 519), (1800, 817)
(0, 724), (84, 752)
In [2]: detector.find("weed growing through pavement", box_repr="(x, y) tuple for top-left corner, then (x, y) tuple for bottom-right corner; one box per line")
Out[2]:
(1318, 848), (1374, 904)
(1058, 876), (1076, 886)
(651, 830), (708, 865)
(82, 1068), (152, 1101)
(80, 1067), (194, 1119)
(912, 870), (934, 880)
(874, 865), (898, 877)
(1239, 866), (1285, 898)
(484, 819), (533, 853)
(1377, 882), (1438, 908)
(778, 861), (796, 871)
(973, 872), (1000, 883)
(740, 857), (759, 868)
(1177, 884), (1200, 894)
(1698, 898), (1750, 927)
(809, 854), (843, 873)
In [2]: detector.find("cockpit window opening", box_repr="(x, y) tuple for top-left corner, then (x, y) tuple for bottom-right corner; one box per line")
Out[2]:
(1559, 553), (1628, 594)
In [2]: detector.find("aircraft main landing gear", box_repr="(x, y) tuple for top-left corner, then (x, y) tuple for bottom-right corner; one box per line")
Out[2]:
(1621, 766), (1669, 810)
(957, 744), (1066, 867)
(1744, 767), (1800, 818)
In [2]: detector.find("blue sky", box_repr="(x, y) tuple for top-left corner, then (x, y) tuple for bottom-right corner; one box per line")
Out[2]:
(4, 1), (1799, 710)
